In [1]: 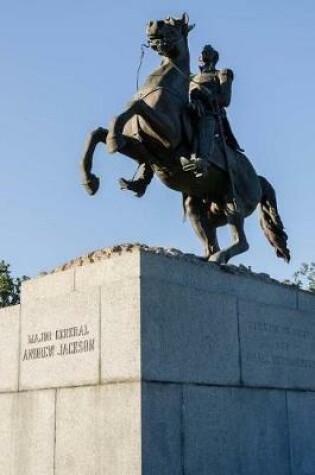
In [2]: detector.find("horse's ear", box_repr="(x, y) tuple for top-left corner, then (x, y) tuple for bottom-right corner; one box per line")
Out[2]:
(187, 24), (195, 33)
(182, 12), (189, 24)
(169, 16), (176, 26)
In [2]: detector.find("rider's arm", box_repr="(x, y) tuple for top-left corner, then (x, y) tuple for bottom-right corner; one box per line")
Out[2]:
(218, 68), (234, 107)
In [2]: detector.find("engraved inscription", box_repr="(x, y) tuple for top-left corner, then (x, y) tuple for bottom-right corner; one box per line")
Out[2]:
(28, 331), (52, 345)
(246, 352), (315, 369)
(246, 321), (310, 339)
(244, 319), (314, 370)
(22, 324), (95, 361)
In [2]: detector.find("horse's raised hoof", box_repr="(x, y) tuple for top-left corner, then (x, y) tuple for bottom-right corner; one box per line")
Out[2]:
(82, 174), (100, 196)
(107, 135), (127, 154)
(119, 178), (146, 198)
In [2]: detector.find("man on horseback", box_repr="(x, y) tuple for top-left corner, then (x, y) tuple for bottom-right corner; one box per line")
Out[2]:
(119, 44), (242, 194)
(81, 14), (290, 264)
(185, 44), (243, 177)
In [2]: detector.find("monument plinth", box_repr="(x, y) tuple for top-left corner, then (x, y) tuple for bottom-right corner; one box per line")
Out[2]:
(1, 244), (315, 474)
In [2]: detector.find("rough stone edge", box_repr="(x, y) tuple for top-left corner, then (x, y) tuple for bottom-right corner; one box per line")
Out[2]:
(37, 243), (312, 297)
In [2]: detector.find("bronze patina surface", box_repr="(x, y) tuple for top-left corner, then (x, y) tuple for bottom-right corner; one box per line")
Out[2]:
(80, 14), (290, 264)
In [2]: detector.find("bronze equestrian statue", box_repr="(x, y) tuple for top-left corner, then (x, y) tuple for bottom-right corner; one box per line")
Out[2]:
(80, 13), (290, 265)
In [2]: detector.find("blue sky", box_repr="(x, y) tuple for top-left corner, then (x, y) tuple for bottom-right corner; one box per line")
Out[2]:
(1, 0), (314, 281)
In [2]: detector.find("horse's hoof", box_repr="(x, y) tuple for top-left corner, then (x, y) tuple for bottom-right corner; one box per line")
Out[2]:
(82, 174), (100, 196)
(119, 178), (146, 198)
(208, 252), (228, 265)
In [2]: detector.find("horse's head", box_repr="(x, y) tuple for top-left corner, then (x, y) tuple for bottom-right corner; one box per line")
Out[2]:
(146, 13), (195, 58)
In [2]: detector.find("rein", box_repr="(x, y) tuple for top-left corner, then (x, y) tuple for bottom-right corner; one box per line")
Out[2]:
(136, 43), (150, 91)
(136, 37), (207, 97)
(135, 86), (186, 104)
(168, 57), (211, 90)
(135, 37), (190, 103)
(136, 30), (188, 89)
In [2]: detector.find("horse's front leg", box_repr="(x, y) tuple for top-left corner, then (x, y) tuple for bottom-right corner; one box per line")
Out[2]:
(80, 127), (108, 195)
(209, 202), (249, 264)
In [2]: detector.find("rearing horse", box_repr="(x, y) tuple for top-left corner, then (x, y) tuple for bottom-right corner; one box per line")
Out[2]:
(80, 13), (290, 264)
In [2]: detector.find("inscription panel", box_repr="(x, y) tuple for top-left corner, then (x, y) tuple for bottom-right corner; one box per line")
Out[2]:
(22, 324), (95, 362)
(20, 288), (100, 390)
(239, 300), (315, 390)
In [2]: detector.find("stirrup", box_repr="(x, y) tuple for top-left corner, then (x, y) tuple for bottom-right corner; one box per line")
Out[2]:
(180, 156), (209, 178)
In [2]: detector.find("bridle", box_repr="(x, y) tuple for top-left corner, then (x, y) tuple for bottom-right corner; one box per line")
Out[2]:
(136, 25), (188, 91)
(148, 32), (184, 54)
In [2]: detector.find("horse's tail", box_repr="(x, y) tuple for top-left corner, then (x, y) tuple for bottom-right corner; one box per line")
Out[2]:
(258, 175), (290, 263)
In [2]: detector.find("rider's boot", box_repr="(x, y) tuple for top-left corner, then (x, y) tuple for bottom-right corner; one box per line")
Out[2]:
(119, 163), (154, 198)
(181, 154), (209, 178)
(182, 114), (215, 178)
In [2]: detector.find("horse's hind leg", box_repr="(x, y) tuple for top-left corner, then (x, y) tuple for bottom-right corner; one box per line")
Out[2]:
(184, 196), (220, 259)
(80, 127), (108, 195)
(107, 106), (138, 153)
(133, 100), (180, 148)
(107, 100), (180, 153)
(209, 202), (249, 264)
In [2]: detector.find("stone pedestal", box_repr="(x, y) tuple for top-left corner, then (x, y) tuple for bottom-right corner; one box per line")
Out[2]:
(1, 245), (315, 474)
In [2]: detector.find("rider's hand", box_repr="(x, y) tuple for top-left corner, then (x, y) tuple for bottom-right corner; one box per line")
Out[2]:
(218, 68), (234, 83)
